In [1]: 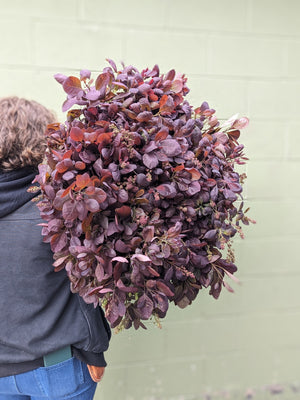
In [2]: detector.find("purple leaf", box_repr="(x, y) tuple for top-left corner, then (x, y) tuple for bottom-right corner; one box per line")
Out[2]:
(51, 232), (68, 252)
(99, 288), (114, 294)
(95, 263), (105, 282)
(186, 181), (201, 196)
(144, 141), (158, 153)
(143, 153), (159, 169)
(137, 294), (153, 319)
(62, 97), (78, 112)
(116, 279), (138, 293)
(112, 256), (129, 263)
(136, 173), (150, 187)
(43, 185), (56, 200)
(76, 201), (88, 221)
(160, 139), (182, 157)
(142, 226), (154, 242)
(137, 111), (153, 122)
(153, 292), (169, 313)
(106, 58), (117, 72)
(54, 73), (67, 85)
(86, 88), (101, 101)
(156, 183), (177, 198)
(118, 189), (129, 203)
(62, 171), (75, 181)
(107, 221), (121, 236)
(165, 69), (175, 81)
(203, 229), (218, 241)
(227, 181), (242, 193)
(115, 239), (131, 253)
(138, 83), (151, 94)
(132, 254), (152, 262)
(156, 280), (174, 297)
(80, 69), (91, 80)
(85, 198), (100, 212)
(210, 185), (218, 201)
(223, 188), (238, 201)
(106, 299), (121, 325)
(62, 200), (78, 221)
(165, 267), (174, 281)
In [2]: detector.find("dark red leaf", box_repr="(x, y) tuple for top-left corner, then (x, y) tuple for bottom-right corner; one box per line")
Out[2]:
(70, 127), (84, 142)
(75, 173), (91, 190)
(137, 111), (153, 122)
(62, 76), (82, 96)
(116, 205), (131, 218)
(61, 182), (75, 198)
(56, 161), (68, 173)
(159, 94), (168, 108)
(75, 161), (86, 170)
(95, 72), (110, 92)
(185, 168), (201, 181)
(155, 129), (169, 141)
(156, 281), (174, 297)
(228, 129), (240, 141)
(159, 95), (174, 114)
(165, 69), (175, 81)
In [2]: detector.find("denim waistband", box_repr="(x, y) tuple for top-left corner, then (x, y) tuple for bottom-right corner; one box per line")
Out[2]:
(0, 346), (72, 378)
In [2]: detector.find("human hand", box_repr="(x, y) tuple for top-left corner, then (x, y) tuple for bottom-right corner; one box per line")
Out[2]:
(87, 365), (105, 383)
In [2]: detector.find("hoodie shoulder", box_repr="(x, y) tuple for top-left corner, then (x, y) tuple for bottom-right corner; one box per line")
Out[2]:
(1, 199), (41, 221)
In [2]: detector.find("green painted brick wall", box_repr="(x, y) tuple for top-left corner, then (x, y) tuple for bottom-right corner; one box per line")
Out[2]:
(0, 0), (299, 398)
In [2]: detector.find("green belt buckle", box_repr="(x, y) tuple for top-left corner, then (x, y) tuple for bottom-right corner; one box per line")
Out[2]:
(43, 345), (72, 367)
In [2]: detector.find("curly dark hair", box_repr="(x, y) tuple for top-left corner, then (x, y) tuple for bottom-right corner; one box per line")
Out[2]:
(0, 97), (56, 171)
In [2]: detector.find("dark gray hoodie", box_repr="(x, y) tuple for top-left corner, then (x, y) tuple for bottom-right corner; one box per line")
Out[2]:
(0, 167), (110, 377)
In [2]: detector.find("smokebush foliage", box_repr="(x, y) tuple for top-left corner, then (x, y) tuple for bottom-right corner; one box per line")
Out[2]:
(34, 60), (253, 330)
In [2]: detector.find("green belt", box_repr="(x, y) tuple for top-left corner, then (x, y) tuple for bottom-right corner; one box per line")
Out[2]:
(43, 345), (72, 367)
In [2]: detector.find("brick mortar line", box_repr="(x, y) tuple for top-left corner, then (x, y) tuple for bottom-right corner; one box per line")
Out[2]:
(243, 157), (300, 161)
(106, 342), (300, 368)
(2, 14), (300, 41)
(0, 64), (299, 84)
(162, 310), (300, 325)
(28, 17), (300, 40)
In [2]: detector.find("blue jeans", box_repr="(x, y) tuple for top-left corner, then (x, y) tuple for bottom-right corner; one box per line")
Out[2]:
(0, 358), (97, 400)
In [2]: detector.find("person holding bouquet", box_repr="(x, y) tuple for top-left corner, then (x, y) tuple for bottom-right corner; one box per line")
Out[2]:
(0, 97), (110, 399)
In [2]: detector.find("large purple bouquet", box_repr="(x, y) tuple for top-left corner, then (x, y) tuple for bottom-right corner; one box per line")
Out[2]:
(35, 59), (253, 330)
